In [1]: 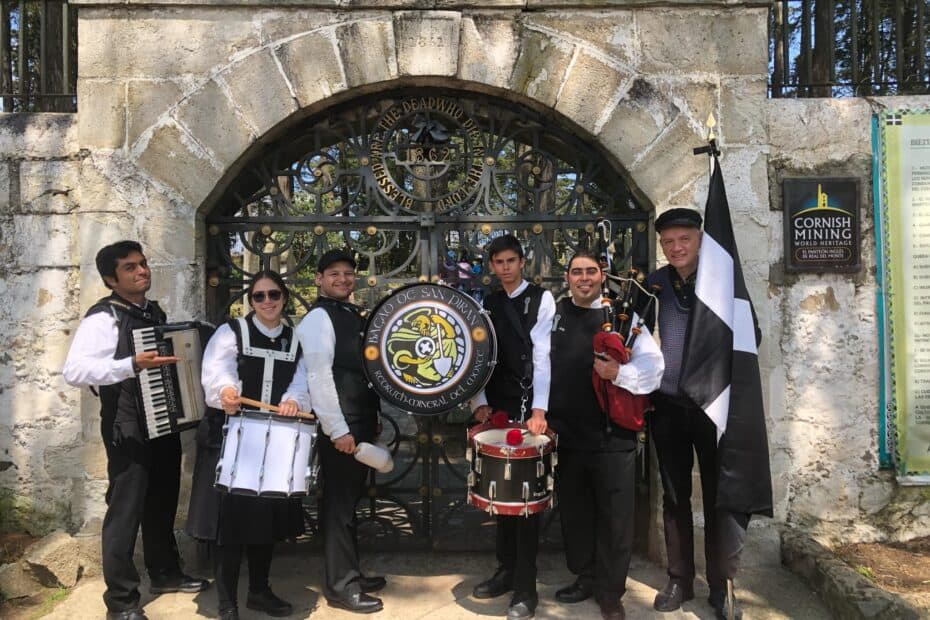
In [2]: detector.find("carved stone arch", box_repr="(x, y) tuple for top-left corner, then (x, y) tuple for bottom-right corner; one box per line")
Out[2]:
(127, 11), (705, 215)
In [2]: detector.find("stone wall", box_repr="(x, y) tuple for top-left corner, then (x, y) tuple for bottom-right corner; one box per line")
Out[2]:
(0, 2), (926, 546)
(766, 96), (930, 543)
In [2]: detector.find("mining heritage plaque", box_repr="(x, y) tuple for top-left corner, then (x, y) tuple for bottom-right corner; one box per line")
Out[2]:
(783, 177), (861, 273)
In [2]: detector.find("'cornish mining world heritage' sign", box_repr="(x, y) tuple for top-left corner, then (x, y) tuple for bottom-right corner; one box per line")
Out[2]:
(783, 177), (861, 273)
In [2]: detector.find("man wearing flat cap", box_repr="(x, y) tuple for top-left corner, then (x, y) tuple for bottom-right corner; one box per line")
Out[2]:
(295, 249), (386, 614)
(646, 209), (744, 620)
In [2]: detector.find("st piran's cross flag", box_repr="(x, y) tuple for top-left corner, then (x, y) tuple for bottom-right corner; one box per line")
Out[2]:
(678, 156), (773, 517)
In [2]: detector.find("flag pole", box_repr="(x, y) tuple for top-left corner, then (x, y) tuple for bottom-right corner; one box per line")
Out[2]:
(692, 112), (720, 176)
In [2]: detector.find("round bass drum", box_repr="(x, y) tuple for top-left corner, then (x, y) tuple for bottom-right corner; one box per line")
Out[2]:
(362, 283), (497, 415)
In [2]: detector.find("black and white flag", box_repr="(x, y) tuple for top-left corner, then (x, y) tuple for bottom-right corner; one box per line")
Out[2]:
(679, 157), (773, 517)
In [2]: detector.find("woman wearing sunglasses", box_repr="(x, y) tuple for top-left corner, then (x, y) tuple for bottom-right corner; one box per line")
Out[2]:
(187, 270), (311, 620)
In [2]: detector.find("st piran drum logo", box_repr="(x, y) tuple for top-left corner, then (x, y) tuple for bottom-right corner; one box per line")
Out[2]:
(363, 285), (495, 415)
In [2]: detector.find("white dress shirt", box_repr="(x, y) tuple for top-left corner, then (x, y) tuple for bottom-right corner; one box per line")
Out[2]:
(294, 305), (351, 440)
(63, 305), (140, 387)
(470, 280), (556, 413)
(586, 299), (665, 394)
(201, 318), (311, 412)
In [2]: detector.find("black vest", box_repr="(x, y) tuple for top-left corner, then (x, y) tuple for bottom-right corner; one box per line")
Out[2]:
(86, 293), (167, 444)
(311, 297), (379, 436)
(548, 298), (636, 451)
(228, 315), (300, 407)
(482, 284), (543, 418)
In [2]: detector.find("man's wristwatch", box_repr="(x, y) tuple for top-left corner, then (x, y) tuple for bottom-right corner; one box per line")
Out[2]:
(132, 358), (142, 374)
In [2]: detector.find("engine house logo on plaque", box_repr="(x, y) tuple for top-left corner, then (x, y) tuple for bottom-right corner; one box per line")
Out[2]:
(363, 284), (496, 415)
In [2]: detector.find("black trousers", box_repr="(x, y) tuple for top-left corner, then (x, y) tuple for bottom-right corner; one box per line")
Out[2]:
(650, 401), (748, 590)
(213, 542), (274, 612)
(494, 513), (540, 596)
(319, 433), (369, 596)
(556, 447), (635, 600)
(100, 430), (183, 612)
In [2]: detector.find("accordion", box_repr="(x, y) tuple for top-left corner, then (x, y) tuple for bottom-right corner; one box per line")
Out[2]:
(131, 322), (212, 439)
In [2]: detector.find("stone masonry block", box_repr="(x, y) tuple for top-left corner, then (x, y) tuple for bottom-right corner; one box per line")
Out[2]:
(0, 270), (78, 327)
(337, 18), (398, 88)
(0, 162), (9, 215)
(637, 8), (768, 76)
(555, 51), (631, 135)
(77, 80), (125, 149)
(509, 29), (574, 108)
(76, 212), (135, 271)
(720, 77), (768, 145)
(137, 201), (198, 265)
(457, 13), (519, 89)
(11, 214), (76, 269)
(220, 48), (298, 139)
(394, 11), (460, 77)
(629, 114), (705, 206)
(258, 10), (341, 45)
(127, 80), (184, 147)
(599, 78), (681, 172)
(524, 11), (636, 68)
(0, 115), (77, 160)
(78, 9), (258, 79)
(136, 123), (222, 208)
(275, 31), (347, 109)
(175, 79), (257, 169)
(20, 161), (81, 214)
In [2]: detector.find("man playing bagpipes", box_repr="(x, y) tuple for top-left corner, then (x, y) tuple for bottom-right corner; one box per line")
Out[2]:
(547, 246), (664, 620)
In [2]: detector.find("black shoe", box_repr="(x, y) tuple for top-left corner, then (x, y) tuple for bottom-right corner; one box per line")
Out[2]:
(598, 599), (626, 620)
(218, 608), (239, 620)
(506, 592), (537, 620)
(472, 567), (514, 599)
(326, 591), (384, 614)
(106, 610), (148, 620)
(709, 584), (743, 620)
(653, 580), (694, 612)
(246, 587), (293, 617)
(149, 572), (210, 594)
(358, 575), (387, 593)
(555, 578), (593, 603)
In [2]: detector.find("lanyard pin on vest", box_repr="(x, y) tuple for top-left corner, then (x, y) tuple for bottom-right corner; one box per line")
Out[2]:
(593, 219), (660, 470)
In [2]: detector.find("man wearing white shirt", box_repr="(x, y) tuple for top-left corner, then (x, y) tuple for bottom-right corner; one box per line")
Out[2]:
(470, 235), (555, 620)
(62, 241), (207, 620)
(295, 248), (385, 614)
(547, 250), (665, 620)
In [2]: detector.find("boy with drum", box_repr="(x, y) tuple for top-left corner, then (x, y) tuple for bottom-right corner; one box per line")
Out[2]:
(470, 234), (555, 620)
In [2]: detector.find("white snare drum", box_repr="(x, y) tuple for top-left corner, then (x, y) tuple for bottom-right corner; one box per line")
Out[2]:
(215, 410), (318, 497)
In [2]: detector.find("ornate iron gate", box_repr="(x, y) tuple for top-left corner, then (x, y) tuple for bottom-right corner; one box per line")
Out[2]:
(205, 88), (651, 550)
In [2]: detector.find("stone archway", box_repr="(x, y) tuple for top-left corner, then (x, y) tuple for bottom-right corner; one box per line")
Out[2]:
(112, 11), (708, 215)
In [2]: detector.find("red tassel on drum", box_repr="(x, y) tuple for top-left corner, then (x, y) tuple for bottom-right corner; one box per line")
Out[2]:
(505, 428), (523, 446)
(491, 411), (510, 428)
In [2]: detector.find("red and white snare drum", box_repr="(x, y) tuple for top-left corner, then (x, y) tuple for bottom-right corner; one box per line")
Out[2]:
(466, 421), (557, 517)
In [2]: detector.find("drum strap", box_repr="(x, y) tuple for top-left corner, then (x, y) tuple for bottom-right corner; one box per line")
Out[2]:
(237, 317), (300, 407)
(500, 299), (534, 421)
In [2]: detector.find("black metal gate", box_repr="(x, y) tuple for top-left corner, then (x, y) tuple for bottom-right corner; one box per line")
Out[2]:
(205, 88), (651, 550)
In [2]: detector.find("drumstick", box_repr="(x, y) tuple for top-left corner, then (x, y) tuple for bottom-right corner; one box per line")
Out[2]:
(238, 396), (316, 420)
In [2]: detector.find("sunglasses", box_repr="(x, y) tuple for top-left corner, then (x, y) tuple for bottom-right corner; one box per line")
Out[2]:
(250, 290), (283, 303)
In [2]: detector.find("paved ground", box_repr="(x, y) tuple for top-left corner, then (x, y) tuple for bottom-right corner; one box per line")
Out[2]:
(43, 547), (831, 619)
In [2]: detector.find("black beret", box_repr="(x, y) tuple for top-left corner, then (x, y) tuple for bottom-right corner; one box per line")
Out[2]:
(655, 208), (703, 231)
(317, 248), (357, 273)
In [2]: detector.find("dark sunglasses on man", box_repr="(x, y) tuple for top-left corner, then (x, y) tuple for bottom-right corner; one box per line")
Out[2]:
(251, 290), (283, 302)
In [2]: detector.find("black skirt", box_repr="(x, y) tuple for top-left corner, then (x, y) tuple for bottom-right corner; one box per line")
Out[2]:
(185, 414), (305, 545)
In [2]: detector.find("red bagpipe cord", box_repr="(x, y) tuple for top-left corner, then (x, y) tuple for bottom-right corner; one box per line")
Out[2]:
(592, 331), (651, 431)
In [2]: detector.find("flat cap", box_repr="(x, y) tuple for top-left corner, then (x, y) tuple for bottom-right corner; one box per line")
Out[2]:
(655, 208), (703, 231)
(317, 248), (357, 273)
